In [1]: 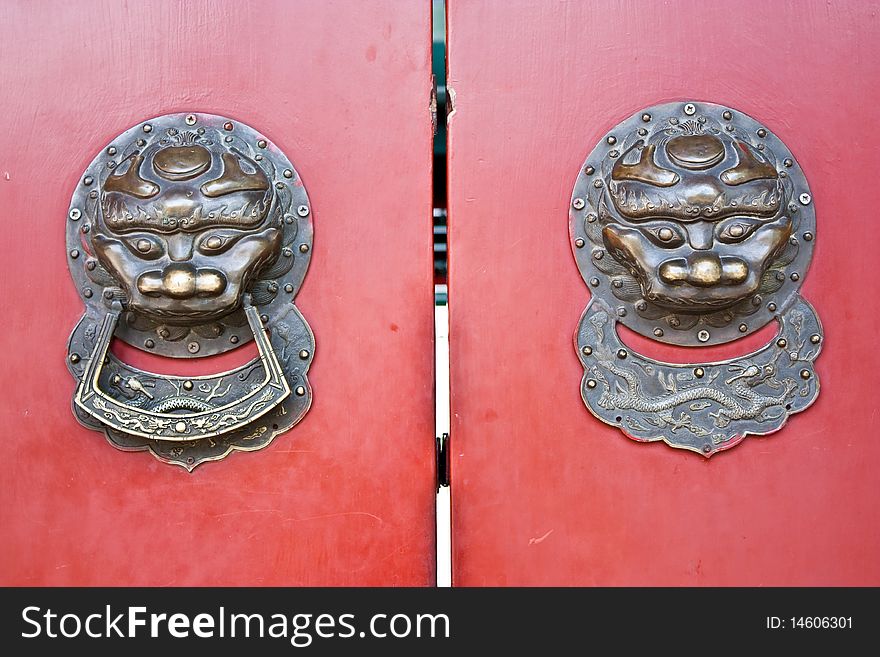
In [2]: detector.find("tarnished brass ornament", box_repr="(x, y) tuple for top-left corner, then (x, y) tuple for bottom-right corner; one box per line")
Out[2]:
(571, 102), (822, 455)
(66, 113), (314, 469)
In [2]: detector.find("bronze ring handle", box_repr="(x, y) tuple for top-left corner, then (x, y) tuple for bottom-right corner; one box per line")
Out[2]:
(74, 299), (290, 441)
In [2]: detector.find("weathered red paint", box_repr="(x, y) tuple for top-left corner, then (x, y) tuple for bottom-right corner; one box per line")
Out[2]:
(0, 0), (435, 585)
(448, 0), (880, 585)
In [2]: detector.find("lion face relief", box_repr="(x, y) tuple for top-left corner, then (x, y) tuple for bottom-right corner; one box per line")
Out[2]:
(91, 132), (282, 325)
(602, 130), (791, 311)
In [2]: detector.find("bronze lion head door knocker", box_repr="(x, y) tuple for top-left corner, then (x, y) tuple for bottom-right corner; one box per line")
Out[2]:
(570, 102), (822, 455)
(66, 113), (314, 469)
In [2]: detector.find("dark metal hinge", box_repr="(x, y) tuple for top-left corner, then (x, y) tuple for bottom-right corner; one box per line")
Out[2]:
(436, 432), (449, 489)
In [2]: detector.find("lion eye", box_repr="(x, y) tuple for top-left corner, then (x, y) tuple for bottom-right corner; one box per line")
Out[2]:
(123, 235), (163, 260)
(644, 225), (685, 248)
(198, 233), (239, 254)
(718, 220), (760, 243)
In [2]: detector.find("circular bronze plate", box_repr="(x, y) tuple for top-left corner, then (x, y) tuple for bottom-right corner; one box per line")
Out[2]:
(66, 112), (313, 357)
(570, 101), (815, 346)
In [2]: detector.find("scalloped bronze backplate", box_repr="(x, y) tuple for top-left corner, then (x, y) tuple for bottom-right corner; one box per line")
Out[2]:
(66, 113), (314, 469)
(570, 101), (822, 456)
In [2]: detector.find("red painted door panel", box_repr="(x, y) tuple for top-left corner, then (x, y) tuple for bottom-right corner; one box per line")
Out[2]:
(448, 0), (880, 585)
(0, 0), (435, 585)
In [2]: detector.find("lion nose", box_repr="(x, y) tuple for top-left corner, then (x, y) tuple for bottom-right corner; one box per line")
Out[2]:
(659, 255), (748, 287)
(137, 264), (227, 299)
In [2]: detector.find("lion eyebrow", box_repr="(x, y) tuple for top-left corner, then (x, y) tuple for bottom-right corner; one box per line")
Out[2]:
(200, 153), (270, 197)
(721, 141), (779, 186)
(612, 142), (680, 188)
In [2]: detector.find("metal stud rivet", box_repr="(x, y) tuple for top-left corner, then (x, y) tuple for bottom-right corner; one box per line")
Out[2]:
(587, 213), (597, 223)
(299, 350), (310, 359)
(83, 176), (93, 186)
(756, 128), (767, 138)
(641, 113), (651, 122)
(283, 169), (293, 179)
(223, 122), (234, 131)
(187, 342), (200, 354)
(574, 238), (585, 248)
(69, 208), (81, 221)
(83, 288), (93, 298)
(106, 146), (117, 156)
(617, 307), (627, 317)
(697, 330), (710, 342)
(260, 314), (269, 324)
(653, 328), (663, 337)
(592, 250), (604, 260)
(69, 353), (81, 364)
(572, 198), (585, 210)
(803, 232), (813, 241)
(284, 284), (294, 293)
(584, 165), (595, 175)
(70, 249), (80, 259)
(297, 205), (310, 217)
(800, 369), (811, 380)
(722, 110), (732, 120)
(299, 244), (310, 253)
(582, 346), (592, 356)
(589, 277), (600, 287)
(295, 386), (306, 396)
(783, 158), (793, 167)
(777, 338), (787, 348)
(143, 123), (152, 133)
(739, 323), (748, 333)
(185, 114), (197, 125)
(586, 379), (597, 389)
(145, 339), (155, 348)
(257, 139), (268, 148)
(799, 193), (812, 205)
(702, 445), (712, 454)
(183, 381), (193, 391)
(684, 103), (696, 115)
(790, 272), (800, 281)
(230, 336), (239, 344)
(616, 349), (628, 359)
(175, 422), (187, 433)
(606, 135), (616, 145)
(768, 302), (777, 311)
(810, 334), (821, 344)
(694, 367), (705, 378)
(593, 179), (603, 188)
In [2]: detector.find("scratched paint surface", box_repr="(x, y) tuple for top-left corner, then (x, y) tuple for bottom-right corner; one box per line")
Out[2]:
(448, 0), (880, 585)
(0, 0), (435, 585)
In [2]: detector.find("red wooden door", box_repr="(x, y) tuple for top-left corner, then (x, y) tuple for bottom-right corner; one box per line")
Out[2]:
(447, 0), (880, 585)
(0, 0), (435, 585)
